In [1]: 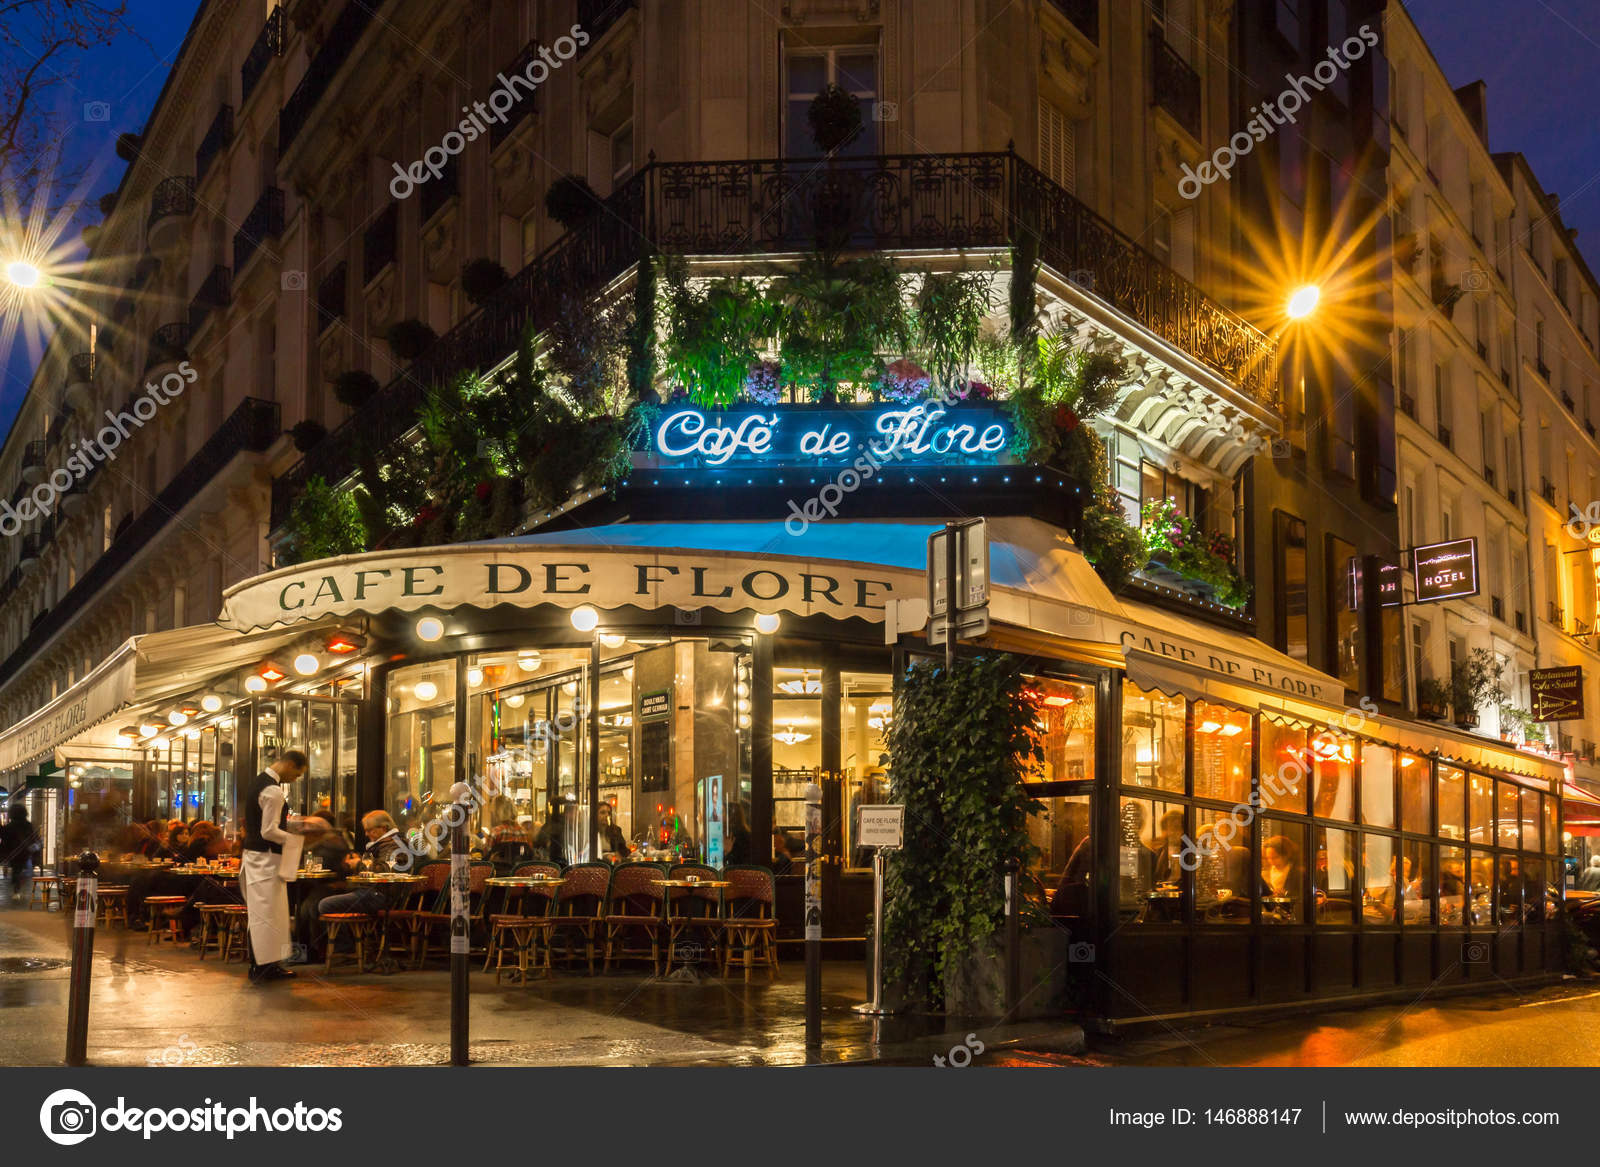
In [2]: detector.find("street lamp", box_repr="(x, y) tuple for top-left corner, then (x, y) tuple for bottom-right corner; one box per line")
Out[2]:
(4, 260), (41, 289)
(1286, 285), (1321, 320)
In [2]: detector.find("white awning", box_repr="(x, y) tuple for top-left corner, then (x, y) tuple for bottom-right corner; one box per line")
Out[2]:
(0, 623), (317, 771)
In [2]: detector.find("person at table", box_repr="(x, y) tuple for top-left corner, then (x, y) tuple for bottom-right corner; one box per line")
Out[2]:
(181, 822), (225, 864)
(1579, 856), (1600, 892)
(314, 811), (413, 954)
(596, 803), (628, 859)
(488, 810), (535, 869)
(725, 802), (752, 866)
(1050, 832), (1093, 919)
(1260, 834), (1302, 918)
(292, 813), (360, 962)
(535, 803), (571, 865)
(240, 750), (323, 984)
(771, 829), (795, 875)
(168, 823), (192, 858)
(1150, 810), (1186, 884)
(140, 819), (175, 860)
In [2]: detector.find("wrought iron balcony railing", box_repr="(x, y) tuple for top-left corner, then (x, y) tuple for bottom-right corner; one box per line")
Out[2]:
(147, 175), (195, 229)
(188, 265), (233, 336)
(1150, 32), (1201, 138)
(145, 322), (190, 372)
(363, 203), (397, 283)
(241, 5), (285, 105)
(1047, 0), (1099, 42)
(0, 398), (280, 686)
(234, 186), (285, 272)
(271, 150), (1278, 526)
(280, 0), (388, 153)
(195, 104), (234, 182)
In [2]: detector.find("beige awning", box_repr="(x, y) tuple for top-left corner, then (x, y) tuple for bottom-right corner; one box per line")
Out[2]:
(0, 623), (319, 771)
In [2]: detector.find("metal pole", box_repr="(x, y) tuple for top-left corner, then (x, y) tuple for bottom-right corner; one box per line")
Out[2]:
(448, 781), (470, 1066)
(588, 635), (602, 862)
(1004, 857), (1021, 1019)
(804, 781), (823, 1051)
(1361, 553), (1385, 703)
(944, 522), (958, 673)
(65, 851), (99, 1066)
(853, 847), (890, 1014)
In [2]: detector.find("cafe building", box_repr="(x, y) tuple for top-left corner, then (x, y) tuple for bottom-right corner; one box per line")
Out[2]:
(2, 396), (1593, 1025)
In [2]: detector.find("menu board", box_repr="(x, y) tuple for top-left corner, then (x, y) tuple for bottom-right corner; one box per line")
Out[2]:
(1530, 666), (1585, 722)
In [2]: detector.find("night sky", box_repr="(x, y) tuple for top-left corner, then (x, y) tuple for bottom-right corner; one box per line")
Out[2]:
(0, 0), (1596, 437)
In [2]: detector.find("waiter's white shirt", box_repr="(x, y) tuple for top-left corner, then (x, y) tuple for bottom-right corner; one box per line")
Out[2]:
(240, 774), (296, 965)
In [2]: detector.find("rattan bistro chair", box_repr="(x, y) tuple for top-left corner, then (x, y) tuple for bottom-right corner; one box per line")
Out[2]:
(410, 861), (493, 968)
(487, 862), (563, 983)
(546, 862), (611, 974)
(720, 865), (778, 981)
(665, 863), (722, 972)
(602, 863), (668, 974)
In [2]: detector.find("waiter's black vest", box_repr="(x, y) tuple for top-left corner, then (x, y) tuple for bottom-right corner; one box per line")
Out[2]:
(242, 771), (286, 853)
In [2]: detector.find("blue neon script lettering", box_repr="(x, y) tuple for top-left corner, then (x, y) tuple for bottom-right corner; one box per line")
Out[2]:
(653, 407), (1006, 465)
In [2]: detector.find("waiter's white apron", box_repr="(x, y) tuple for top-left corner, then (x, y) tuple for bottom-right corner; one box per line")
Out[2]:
(239, 849), (291, 964)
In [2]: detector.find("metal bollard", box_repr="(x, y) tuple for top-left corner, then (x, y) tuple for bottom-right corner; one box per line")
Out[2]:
(804, 782), (822, 1052)
(448, 783), (471, 1067)
(1004, 857), (1021, 1019)
(66, 851), (100, 1066)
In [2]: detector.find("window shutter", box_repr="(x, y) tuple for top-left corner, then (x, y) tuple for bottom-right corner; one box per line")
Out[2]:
(1037, 97), (1076, 194)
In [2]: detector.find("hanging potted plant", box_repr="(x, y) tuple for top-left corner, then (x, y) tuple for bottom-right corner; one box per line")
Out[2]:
(1416, 677), (1450, 721)
(808, 83), (864, 153)
(806, 84), (865, 250)
(460, 258), (510, 305)
(290, 419), (328, 453)
(334, 370), (380, 409)
(385, 318), (437, 362)
(544, 174), (601, 230)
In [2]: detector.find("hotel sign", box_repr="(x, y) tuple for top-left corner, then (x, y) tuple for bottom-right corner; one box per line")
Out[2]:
(644, 403), (1012, 470)
(1530, 666), (1585, 722)
(1411, 538), (1479, 604)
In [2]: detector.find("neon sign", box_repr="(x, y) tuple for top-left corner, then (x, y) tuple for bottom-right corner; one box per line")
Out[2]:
(647, 404), (1012, 469)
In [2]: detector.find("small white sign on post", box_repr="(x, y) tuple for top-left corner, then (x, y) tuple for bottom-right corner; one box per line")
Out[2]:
(856, 804), (905, 850)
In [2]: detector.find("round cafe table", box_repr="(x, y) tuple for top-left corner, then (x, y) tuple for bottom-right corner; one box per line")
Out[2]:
(657, 879), (729, 924)
(484, 875), (565, 918)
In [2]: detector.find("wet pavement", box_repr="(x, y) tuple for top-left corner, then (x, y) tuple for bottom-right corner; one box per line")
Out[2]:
(0, 907), (1084, 1067)
(1072, 978), (1600, 1067)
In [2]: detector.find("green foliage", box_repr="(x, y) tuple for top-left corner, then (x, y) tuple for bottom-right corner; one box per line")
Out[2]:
(882, 655), (1043, 1012)
(1450, 648), (1506, 721)
(1415, 676), (1451, 713)
(460, 258), (510, 305)
(973, 332), (1021, 396)
(544, 174), (601, 228)
(1081, 501), (1150, 593)
(1009, 229), (1041, 350)
(770, 253), (908, 401)
(910, 269), (994, 394)
(627, 250), (658, 403)
(659, 259), (777, 408)
(1141, 498), (1251, 609)
(280, 476), (366, 566)
(807, 83), (863, 153)
(544, 286), (631, 414)
(385, 318), (437, 362)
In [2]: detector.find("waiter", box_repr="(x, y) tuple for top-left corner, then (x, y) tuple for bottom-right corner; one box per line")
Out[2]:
(240, 749), (316, 984)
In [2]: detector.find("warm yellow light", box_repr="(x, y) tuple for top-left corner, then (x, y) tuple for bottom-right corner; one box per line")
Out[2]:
(599, 632), (626, 649)
(166, 710), (188, 726)
(416, 616), (445, 642)
(244, 675), (268, 693)
(200, 694), (223, 713)
(139, 722), (161, 738)
(1286, 285), (1320, 319)
(467, 667), (484, 687)
(755, 612), (780, 634)
(414, 680), (439, 702)
(4, 260), (40, 289)
(293, 653), (320, 676)
(570, 606), (599, 632)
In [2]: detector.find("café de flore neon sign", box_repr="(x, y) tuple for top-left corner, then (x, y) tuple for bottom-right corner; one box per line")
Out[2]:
(645, 403), (1012, 470)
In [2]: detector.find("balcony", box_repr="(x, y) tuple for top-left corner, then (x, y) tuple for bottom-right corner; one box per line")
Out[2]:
(1483, 465), (1496, 488)
(1537, 358), (1551, 380)
(1150, 32), (1200, 138)
(1437, 424), (1452, 449)
(233, 186), (285, 273)
(1588, 419), (1597, 440)
(21, 441), (46, 484)
(1540, 477), (1556, 505)
(64, 352), (96, 411)
(1515, 610), (1526, 633)
(576, 0), (636, 50)
(145, 322), (190, 374)
(1475, 340), (1488, 361)
(1047, 0), (1099, 42)
(363, 203), (397, 283)
(241, 5), (284, 105)
(1399, 392), (1417, 419)
(188, 265), (233, 336)
(195, 104), (234, 182)
(489, 42), (542, 149)
(146, 175), (195, 248)
(1550, 603), (1565, 628)
(1490, 595), (1503, 620)
(280, 0), (387, 153)
(1562, 390), (1576, 412)
(0, 398), (281, 686)
(271, 151), (1278, 526)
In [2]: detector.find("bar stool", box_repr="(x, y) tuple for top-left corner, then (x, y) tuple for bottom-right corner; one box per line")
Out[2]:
(97, 886), (130, 929)
(194, 904), (227, 957)
(145, 896), (188, 945)
(217, 906), (250, 962)
(28, 872), (55, 910)
(321, 913), (378, 972)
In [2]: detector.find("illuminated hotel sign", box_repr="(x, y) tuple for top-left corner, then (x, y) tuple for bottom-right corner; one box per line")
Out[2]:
(646, 404), (1012, 469)
(1412, 538), (1479, 604)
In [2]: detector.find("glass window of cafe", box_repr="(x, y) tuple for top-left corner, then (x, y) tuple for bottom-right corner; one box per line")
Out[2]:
(144, 718), (236, 829)
(1110, 679), (1558, 930)
(388, 636), (752, 867)
(1020, 673), (1098, 909)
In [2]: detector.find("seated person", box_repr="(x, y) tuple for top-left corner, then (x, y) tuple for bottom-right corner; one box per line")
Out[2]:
(292, 812), (359, 961)
(1049, 834), (1093, 918)
(771, 829), (796, 875)
(315, 811), (411, 931)
(596, 804), (628, 859)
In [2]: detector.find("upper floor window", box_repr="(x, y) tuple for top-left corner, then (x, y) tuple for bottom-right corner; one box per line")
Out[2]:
(610, 120), (634, 186)
(1038, 97), (1076, 194)
(784, 46), (879, 158)
(1272, 0), (1302, 50)
(1151, 0), (1195, 63)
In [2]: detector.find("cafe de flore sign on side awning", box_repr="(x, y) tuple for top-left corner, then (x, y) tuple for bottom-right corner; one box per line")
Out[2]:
(216, 520), (1349, 708)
